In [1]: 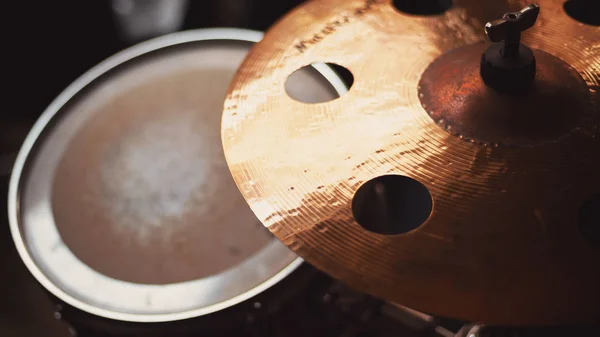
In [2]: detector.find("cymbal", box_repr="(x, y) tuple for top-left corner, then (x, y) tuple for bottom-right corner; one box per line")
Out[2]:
(221, 0), (600, 325)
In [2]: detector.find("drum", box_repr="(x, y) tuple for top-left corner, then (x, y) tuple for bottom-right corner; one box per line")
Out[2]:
(8, 28), (347, 333)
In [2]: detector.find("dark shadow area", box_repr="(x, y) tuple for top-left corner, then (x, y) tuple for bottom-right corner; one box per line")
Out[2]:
(564, 1), (600, 26)
(579, 194), (600, 247)
(352, 175), (433, 235)
(393, 0), (453, 16)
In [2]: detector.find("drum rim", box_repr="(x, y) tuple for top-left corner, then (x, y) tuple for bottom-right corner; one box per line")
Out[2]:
(8, 28), (348, 323)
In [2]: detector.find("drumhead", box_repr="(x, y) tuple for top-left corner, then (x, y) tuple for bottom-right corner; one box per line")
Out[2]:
(8, 28), (347, 322)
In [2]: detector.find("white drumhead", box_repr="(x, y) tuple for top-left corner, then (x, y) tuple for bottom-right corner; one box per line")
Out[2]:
(9, 29), (347, 322)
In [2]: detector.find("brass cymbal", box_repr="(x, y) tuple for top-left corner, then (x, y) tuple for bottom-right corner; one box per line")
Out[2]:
(221, 0), (600, 325)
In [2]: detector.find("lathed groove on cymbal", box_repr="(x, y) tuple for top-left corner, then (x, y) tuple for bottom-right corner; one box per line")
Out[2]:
(222, 0), (600, 325)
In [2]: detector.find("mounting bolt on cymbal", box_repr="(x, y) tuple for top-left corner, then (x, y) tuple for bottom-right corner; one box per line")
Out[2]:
(480, 4), (540, 93)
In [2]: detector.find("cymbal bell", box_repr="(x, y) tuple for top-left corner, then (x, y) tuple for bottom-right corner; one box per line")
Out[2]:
(221, 0), (600, 325)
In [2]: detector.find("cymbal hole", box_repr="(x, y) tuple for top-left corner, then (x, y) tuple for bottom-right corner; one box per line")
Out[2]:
(563, 1), (600, 26)
(352, 175), (433, 235)
(579, 194), (600, 247)
(392, 0), (453, 16)
(285, 63), (353, 104)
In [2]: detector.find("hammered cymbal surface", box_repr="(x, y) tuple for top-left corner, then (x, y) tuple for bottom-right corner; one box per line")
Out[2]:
(221, 0), (600, 325)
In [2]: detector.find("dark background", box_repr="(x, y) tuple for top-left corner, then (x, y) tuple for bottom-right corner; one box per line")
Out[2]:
(2, 0), (305, 158)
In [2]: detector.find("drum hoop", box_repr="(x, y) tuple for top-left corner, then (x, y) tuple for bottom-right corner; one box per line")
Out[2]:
(8, 28), (348, 323)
